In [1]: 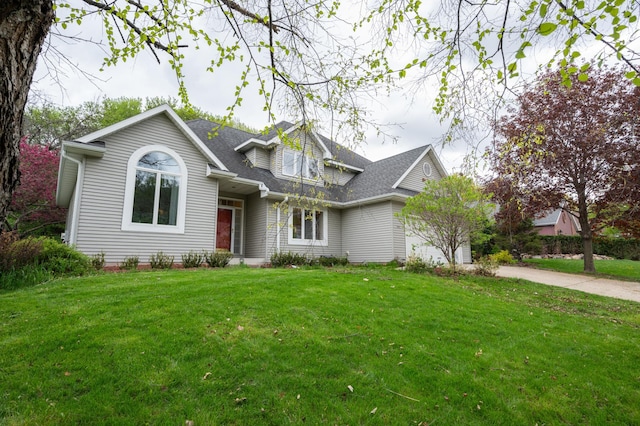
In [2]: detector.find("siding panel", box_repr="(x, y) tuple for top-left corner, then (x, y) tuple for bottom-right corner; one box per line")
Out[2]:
(342, 202), (395, 263)
(244, 192), (268, 258)
(397, 154), (442, 192)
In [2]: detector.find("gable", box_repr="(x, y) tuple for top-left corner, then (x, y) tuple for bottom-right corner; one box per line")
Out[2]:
(393, 147), (446, 192)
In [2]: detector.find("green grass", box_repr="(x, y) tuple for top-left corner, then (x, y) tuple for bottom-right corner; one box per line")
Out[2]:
(1, 267), (640, 425)
(524, 258), (640, 282)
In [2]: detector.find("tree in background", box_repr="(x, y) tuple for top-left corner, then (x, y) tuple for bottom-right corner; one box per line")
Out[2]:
(398, 175), (493, 268)
(488, 67), (640, 273)
(6, 139), (66, 236)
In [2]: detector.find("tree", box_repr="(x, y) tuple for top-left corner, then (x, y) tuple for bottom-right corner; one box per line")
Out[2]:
(3, 0), (640, 231)
(7, 139), (67, 235)
(399, 174), (493, 268)
(488, 66), (640, 273)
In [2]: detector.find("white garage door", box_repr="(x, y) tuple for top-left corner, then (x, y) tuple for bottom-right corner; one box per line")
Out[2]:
(405, 233), (463, 265)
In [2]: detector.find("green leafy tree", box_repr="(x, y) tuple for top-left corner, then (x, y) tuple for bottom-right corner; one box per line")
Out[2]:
(398, 175), (494, 268)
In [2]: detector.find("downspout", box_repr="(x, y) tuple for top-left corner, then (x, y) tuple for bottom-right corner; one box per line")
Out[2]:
(60, 149), (84, 246)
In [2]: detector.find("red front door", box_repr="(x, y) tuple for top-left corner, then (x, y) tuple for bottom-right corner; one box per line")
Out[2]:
(216, 208), (233, 251)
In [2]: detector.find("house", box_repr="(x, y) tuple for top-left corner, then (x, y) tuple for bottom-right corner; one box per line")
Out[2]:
(56, 105), (471, 265)
(533, 208), (580, 236)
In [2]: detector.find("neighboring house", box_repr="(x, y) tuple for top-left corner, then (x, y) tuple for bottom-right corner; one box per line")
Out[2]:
(56, 105), (471, 265)
(533, 208), (580, 236)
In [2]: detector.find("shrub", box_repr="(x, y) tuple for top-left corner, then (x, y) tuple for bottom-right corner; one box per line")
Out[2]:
(1, 236), (43, 271)
(204, 250), (233, 268)
(91, 251), (106, 270)
(182, 250), (205, 268)
(405, 254), (444, 274)
(489, 250), (515, 265)
(472, 256), (499, 277)
(317, 255), (349, 267)
(120, 256), (139, 271)
(270, 251), (310, 267)
(150, 251), (174, 269)
(35, 238), (92, 276)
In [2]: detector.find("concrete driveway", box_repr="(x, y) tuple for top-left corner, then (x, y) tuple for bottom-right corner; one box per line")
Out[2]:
(496, 266), (640, 303)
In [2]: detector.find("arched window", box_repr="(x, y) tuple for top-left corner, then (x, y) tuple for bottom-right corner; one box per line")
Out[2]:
(122, 146), (188, 233)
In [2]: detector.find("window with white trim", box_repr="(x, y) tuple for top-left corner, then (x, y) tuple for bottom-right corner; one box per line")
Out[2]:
(283, 149), (319, 179)
(288, 207), (327, 245)
(122, 146), (188, 233)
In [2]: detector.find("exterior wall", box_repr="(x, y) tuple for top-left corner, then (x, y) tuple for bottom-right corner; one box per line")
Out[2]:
(556, 211), (578, 235)
(342, 202), (397, 263)
(244, 191), (269, 258)
(397, 153), (442, 192)
(536, 225), (556, 236)
(391, 201), (407, 260)
(265, 202), (343, 259)
(323, 166), (356, 186)
(246, 147), (270, 170)
(74, 114), (218, 263)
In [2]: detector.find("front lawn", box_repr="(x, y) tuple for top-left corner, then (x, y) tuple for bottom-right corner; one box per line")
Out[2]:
(524, 258), (640, 281)
(1, 267), (639, 424)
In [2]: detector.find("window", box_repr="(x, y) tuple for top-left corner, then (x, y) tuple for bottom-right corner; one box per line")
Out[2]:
(122, 146), (188, 233)
(289, 207), (327, 245)
(282, 149), (319, 179)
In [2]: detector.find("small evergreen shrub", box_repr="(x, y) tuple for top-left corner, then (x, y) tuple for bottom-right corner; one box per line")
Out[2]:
(182, 250), (205, 268)
(0, 235), (43, 271)
(270, 251), (309, 267)
(150, 251), (174, 269)
(91, 251), (106, 270)
(204, 250), (233, 268)
(489, 250), (515, 265)
(120, 256), (139, 271)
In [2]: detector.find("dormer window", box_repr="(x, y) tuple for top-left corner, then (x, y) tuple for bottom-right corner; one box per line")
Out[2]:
(283, 148), (319, 179)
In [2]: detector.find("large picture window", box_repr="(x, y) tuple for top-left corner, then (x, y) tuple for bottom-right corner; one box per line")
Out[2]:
(288, 207), (327, 245)
(122, 146), (187, 233)
(283, 149), (319, 179)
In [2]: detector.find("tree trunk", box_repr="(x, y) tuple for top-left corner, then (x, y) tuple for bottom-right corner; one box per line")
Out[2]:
(0, 1), (54, 229)
(576, 190), (596, 273)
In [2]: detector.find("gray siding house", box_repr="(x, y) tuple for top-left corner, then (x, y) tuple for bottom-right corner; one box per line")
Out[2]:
(56, 105), (471, 265)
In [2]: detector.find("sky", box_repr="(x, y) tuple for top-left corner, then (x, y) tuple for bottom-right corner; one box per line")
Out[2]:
(31, 2), (480, 173)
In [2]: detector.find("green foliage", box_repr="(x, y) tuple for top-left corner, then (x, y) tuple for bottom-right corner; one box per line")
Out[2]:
(149, 251), (174, 269)
(91, 251), (106, 270)
(270, 251), (310, 267)
(0, 233), (91, 290)
(35, 238), (92, 276)
(204, 250), (233, 268)
(404, 253), (444, 274)
(181, 250), (205, 268)
(472, 256), (499, 277)
(317, 255), (349, 267)
(489, 250), (516, 265)
(119, 255), (139, 271)
(399, 175), (493, 267)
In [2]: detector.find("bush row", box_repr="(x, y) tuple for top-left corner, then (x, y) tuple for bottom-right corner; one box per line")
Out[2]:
(0, 232), (93, 290)
(538, 235), (640, 260)
(270, 252), (349, 268)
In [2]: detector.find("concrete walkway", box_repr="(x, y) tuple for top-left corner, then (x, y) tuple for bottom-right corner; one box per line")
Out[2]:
(496, 266), (640, 303)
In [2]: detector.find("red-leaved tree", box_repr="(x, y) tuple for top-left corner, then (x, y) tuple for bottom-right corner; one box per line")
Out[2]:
(6, 138), (67, 235)
(487, 66), (640, 273)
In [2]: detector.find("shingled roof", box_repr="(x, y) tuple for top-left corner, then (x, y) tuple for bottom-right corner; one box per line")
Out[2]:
(186, 118), (433, 204)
